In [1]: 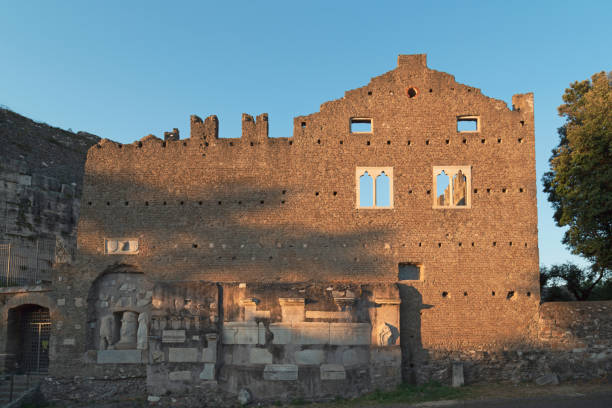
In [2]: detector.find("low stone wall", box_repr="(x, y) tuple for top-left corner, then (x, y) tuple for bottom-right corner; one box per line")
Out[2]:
(418, 301), (612, 386)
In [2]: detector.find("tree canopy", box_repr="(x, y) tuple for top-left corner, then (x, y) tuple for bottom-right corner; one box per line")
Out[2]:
(542, 71), (612, 281)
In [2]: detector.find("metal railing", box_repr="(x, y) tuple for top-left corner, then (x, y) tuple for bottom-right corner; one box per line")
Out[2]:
(0, 239), (56, 287)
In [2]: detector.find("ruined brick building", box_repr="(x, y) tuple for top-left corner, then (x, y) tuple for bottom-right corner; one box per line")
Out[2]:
(1, 55), (610, 405)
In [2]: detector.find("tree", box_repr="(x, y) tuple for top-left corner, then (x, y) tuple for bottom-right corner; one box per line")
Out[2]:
(540, 263), (605, 301)
(542, 71), (612, 286)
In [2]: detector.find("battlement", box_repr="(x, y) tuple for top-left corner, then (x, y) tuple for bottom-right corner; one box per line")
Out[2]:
(88, 55), (534, 156)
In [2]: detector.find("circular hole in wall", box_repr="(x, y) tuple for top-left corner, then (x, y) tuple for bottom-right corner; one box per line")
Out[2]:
(406, 87), (418, 98)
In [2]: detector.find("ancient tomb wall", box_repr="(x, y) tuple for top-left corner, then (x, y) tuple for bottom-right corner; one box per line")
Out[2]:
(0, 158), (80, 244)
(73, 54), (538, 350)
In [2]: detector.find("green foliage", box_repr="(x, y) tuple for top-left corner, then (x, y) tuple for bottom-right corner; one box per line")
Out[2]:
(542, 71), (612, 280)
(541, 263), (611, 300)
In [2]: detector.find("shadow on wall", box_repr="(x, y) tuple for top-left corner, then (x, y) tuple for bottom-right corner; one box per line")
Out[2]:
(78, 171), (394, 281)
(399, 284), (431, 384)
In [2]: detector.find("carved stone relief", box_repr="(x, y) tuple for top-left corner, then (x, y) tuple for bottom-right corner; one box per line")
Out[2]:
(105, 238), (139, 254)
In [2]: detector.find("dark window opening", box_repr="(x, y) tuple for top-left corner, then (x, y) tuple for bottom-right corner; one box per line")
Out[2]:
(398, 263), (421, 281)
(406, 87), (418, 98)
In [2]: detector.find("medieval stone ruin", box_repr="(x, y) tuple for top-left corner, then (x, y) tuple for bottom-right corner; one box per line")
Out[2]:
(1, 55), (610, 406)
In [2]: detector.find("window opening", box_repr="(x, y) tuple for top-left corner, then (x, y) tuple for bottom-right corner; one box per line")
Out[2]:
(375, 172), (390, 207)
(433, 166), (471, 209)
(350, 118), (372, 133)
(436, 170), (450, 207)
(398, 263), (421, 281)
(457, 116), (479, 132)
(452, 170), (467, 206)
(359, 172), (374, 207)
(356, 167), (393, 208)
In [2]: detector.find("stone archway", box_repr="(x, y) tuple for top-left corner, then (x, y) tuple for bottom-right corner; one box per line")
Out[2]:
(6, 304), (51, 373)
(1, 293), (60, 374)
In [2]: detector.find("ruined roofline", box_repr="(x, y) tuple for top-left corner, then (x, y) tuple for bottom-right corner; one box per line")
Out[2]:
(91, 54), (533, 150)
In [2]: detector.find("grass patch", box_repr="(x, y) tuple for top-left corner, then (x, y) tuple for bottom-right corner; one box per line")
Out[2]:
(337, 381), (469, 406)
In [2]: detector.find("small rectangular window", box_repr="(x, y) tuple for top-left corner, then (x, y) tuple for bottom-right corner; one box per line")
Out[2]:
(350, 118), (372, 133)
(398, 263), (421, 281)
(457, 116), (479, 132)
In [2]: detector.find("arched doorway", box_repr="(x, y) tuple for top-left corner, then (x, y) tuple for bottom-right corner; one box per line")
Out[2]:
(6, 304), (50, 373)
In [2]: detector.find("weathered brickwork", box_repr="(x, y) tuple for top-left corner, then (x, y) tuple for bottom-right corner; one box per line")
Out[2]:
(3, 55), (569, 404)
(75, 54), (539, 346)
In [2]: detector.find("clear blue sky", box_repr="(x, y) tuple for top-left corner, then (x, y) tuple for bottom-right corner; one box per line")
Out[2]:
(1, 1), (610, 268)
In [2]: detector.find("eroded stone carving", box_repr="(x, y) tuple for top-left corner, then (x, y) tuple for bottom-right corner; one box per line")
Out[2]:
(137, 312), (149, 350)
(105, 238), (139, 254)
(99, 314), (115, 350)
(116, 311), (138, 349)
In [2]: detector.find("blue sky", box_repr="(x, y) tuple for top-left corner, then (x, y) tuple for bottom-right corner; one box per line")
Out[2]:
(1, 1), (610, 267)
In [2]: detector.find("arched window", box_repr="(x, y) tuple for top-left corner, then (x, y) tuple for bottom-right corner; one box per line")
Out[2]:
(356, 167), (393, 208)
(376, 172), (390, 207)
(436, 170), (450, 207)
(452, 170), (467, 206)
(359, 171), (374, 207)
(433, 166), (471, 209)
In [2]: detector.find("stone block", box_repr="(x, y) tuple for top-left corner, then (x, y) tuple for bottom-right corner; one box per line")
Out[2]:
(295, 349), (325, 365)
(257, 322), (267, 345)
(342, 348), (369, 366)
(97, 350), (143, 364)
(535, 373), (559, 386)
(169, 348), (198, 362)
(320, 364), (346, 380)
(329, 323), (371, 345)
(57, 298), (65, 306)
(223, 322), (259, 345)
(305, 311), (351, 320)
(17, 174), (32, 186)
(293, 322), (329, 344)
(202, 334), (217, 363)
(249, 348), (273, 364)
(452, 362), (464, 387)
(74, 297), (84, 307)
(62, 338), (75, 346)
(270, 323), (292, 345)
(152, 351), (164, 363)
(169, 371), (192, 382)
(162, 330), (186, 343)
(199, 363), (215, 380)
(279, 298), (305, 323)
(263, 364), (298, 381)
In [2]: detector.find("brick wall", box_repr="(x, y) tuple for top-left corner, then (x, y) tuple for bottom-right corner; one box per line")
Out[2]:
(72, 54), (539, 351)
